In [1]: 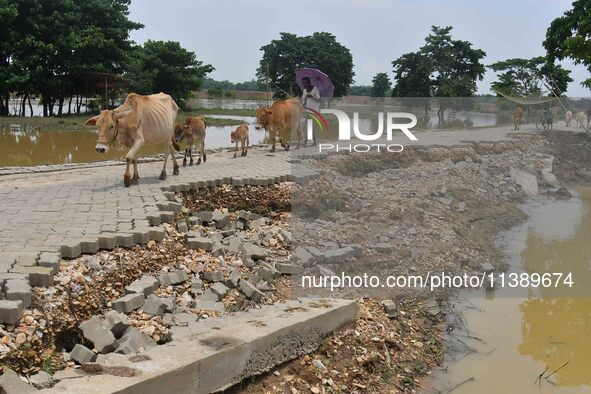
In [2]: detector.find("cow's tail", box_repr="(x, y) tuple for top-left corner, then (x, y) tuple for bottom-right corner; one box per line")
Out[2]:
(172, 134), (180, 151)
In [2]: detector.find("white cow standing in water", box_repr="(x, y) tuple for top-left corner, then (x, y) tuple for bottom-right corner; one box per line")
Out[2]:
(85, 92), (180, 187)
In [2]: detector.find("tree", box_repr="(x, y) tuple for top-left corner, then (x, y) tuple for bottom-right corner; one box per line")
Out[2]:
(370, 73), (391, 97)
(489, 57), (572, 97)
(257, 32), (354, 98)
(127, 40), (214, 105)
(544, 0), (591, 89)
(391, 26), (486, 116)
(347, 85), (372, 96)
(0, 0), (143, 116)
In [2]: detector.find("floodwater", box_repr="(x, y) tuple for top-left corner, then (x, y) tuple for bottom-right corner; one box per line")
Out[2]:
(0, 117), (265, 167)
(426, 188), (591, 393)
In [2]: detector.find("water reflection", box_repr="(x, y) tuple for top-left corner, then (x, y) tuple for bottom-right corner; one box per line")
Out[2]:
(427, 188), (591, 393)
(0, 123), (268, 167)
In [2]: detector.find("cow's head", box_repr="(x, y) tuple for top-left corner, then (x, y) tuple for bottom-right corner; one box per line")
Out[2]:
(85, 109), (132, 153)
(174, 123), (184, 143)
(255, 108), (272, 130)
(230, 130), (238, 143)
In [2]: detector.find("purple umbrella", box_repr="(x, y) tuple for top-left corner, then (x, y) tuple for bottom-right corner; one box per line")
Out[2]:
(296, 68), (335, 98)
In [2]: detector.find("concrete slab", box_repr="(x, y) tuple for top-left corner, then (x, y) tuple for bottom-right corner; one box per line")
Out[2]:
(47, 298), (357, 394)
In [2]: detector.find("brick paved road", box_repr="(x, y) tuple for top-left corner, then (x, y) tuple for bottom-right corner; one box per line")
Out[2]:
(0, 124), (534, 289)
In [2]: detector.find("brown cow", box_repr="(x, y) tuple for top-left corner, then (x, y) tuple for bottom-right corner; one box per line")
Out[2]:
(513, 107), (524, 130)
(255, 99), (304, 151)
(85, 92), (179, 187)
(231, 123), (249, 158)
(175, 116), (207, 166)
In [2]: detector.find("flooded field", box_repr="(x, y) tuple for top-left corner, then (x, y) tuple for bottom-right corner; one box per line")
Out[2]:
(0, 116), (267, 167)
(427, 187), (591, 393)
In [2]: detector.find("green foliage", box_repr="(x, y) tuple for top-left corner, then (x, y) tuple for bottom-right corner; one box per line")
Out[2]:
(489, 57), (572, 96)
(207, 87), (223, 98)
(257, 32), (354, 98)
(0, 0), (143, 116)
(127, 40), (214, 104)
(370, 72), (391, 97)
(202, 78), (264, 91)
(544, 0), (591, 89)
(391, 26), (486, 111)
(347, 85), (372, 96)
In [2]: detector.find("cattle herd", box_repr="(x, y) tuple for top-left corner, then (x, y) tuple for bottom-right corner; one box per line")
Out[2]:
(85, 92), (308, 187)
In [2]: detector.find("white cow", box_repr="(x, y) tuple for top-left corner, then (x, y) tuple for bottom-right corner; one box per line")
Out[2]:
(85, 92), (180, 187)
(565, 111), (573, 127)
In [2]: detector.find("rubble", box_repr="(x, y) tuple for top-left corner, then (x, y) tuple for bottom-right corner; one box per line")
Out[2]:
(112, 293), (145, 314)
(70, 344), (96, 364)
(79, 316), (118, 353)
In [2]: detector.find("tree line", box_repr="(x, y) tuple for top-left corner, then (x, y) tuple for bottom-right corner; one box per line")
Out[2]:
(1, 0), (590, 117)
(0, 0), (212, 117)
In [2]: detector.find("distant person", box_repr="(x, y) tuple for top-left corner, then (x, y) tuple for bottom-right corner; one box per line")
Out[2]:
(301, 77), (320, 112)
(301, 76), (320, 145)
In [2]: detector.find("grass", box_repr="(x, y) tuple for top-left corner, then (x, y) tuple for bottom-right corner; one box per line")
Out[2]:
(182, 107), (256, 116)
(0, 110), (249, 130)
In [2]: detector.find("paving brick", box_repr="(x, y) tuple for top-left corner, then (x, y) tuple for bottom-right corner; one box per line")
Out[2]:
(209, 282), (229, 301)
(15, 254), (37, 267)
(116, 233), (134, 248)
(143, 294), (167, 316)
(70, 344), (96, 364)
(98, 233), (118, 250)
(10, 266), (53, 287)
(125, 275), (159, 296)
(187, 236), (213, 251)
(0, 368), (36, 393)
(149, 227), (165, 242)
(115, 327), (156, 355)
(5, 279), (32, 308)
(104, 310), (130, 338)
(79, 315), (118, 353)
(239, 280), (264, 302)
(158, 270), (189, 286)
(0, 300), (23, 324)
(112, 293), (145, 314)
(202, 271), (223, 282)
(38, 252), (60, 274)
(275, 262), (303, 276)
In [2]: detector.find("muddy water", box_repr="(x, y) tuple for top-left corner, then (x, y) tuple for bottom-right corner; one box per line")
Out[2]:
(0, 118), (266, 167)
(427, 188), (591, 393)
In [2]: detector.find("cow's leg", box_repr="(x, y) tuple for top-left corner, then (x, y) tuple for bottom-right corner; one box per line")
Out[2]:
(188, 145), (194, 166)
(170, 140), (180, 175)
(202, 141), (207, 163)
(131, 159), (140, 184)
(183, 145), (188, 166)
(160, 141), (169, 180)
(124, 159), (133, 187)
(270, 127), (276, 152)
(124, 138), (144, 187)
(245, 136), (249, 156)
(234, 141), (238, 158)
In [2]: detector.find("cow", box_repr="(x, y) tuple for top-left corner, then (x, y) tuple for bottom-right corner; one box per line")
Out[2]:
(85, 92), (179, 187)
(512, 107), (524, 130)
(255, 99), (304, 152)
(231, 123), (249, 158)
(575, 111), (586, 128)
(175, 116), (207, 166)
(565, 111), (573, 127)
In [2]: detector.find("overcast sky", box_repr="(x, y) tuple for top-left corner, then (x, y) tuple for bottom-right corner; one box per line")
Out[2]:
(128, 0), (590, 97)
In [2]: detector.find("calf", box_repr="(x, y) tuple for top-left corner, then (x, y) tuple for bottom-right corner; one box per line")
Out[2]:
(512, 107), (524, 130)
(231, 123), (249, 158)
(175, 116), (207, 166)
